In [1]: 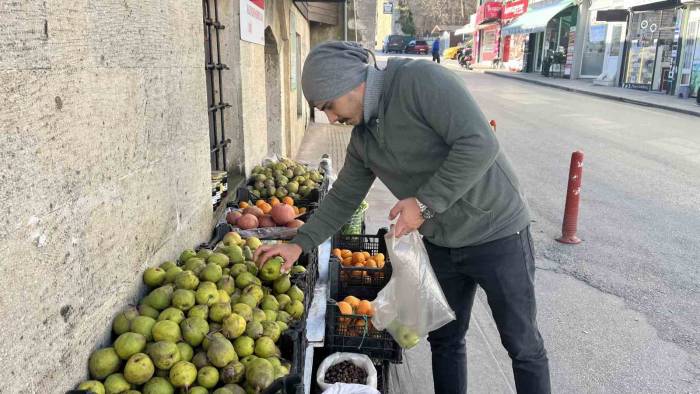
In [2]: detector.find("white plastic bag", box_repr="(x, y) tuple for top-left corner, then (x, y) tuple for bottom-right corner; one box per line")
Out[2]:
(371, 231), (456, 348)
(316, 352), (378, 391)
(322, 383), (381, 394)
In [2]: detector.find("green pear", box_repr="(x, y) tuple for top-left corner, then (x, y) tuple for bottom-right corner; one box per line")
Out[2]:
(147, 341), (181, 370)
(259, 257), (283, 281)
(252, 308), (267, 323)
(196, 281), (219, 306)
(163, 267), (183, 284)
(221, 360), (246, 385)
(78, 380), (105, 394)
(177, 342), (193, 362)
(112, 307), (139, 336)
(229, 264), (248, 278)
(245, 358), (274, 392)
(232, 303), (253, 322)
(227, 245), (245, 264)
(197, 365), (220, 389)
(192, 351), (211, 369)
(242, 246), (253, 262)
(260, 295), (279, 311)
(223, 232), (243, 247)
(290, 265), (307, 275)
(114, 332), (147, 360)
(246, 237), (262, 251)
(274, 365), (290, 379)
(242, 284), (264, 303)
(171, 289), (196, 311)
(286, 285), (304, 303)
(245, 261), (259, 276)
(275, 294), (291, 310)
(184, 258), (206, 275)
(169, 361), (197, 388)
(124, 353), (154, 385)
(144, 285), (174, 311)
(200, 262), (223, 283)
(130, 316), (156, 341)
(240, 354), (259, 369)
(142, 377), (173, 394)
(217, 276), (237, 295)
(266, 357), (281, 368)
(285, 300), (304, 320)
(263, 310), (278, 322)
(152, 320), (181, 343)
(230, 288), (242, 305)
(158, 307), (185, 324)
(202, 332), (226, 351)
(88, 347), (121, 379)
(196, 248), (213, 259)
(159, 261), (177, 271)
(237, 294), (258, 308)
(174, 271), (199, 290)
(221, 313), (247, 339)
(254, 336), (278, 358)
(104, 373), (131, 394)
(272, 275), (291, 295)
(209, 302), (232, 323)
(207, 336), (238, 368)
(138, 303), (160, 319)
(181, 316), (209, 347)
(261, 321), (281, 342)
(187, 305), (208, 320)
(277, 321), (289, 332)
(276, 311), (292, 325)
(143, 267), (167, 288)
(208, 252), (230, 268)
(218, 289), (231, 304)
(235, 272), (256, 289)
(233, 336), (255, 358)
(179, 249), (197, 263)
(245, 321), (264, 340)
(188, 386), (209, 394)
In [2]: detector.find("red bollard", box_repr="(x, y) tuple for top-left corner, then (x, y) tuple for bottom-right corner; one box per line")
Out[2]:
(557, 151), (584, 244)
(489, 119), (497, 132)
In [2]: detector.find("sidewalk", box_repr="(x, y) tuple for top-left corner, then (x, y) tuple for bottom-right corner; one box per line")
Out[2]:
(483, 70), (700, 118)
(295, 121), (699, 394)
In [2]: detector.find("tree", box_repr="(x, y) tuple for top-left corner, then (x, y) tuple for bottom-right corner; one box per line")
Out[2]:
(397, 1), (417, 36)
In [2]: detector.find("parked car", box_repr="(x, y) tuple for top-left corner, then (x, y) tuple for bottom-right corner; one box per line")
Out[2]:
(405, 40), (430, 54)
(384, 34), (407, 53)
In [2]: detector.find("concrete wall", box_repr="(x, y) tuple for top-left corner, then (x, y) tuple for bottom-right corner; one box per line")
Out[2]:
(0, 2), (212, 392)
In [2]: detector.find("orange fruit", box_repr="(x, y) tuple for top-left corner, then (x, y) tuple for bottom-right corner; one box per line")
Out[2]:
(365, 258), (377, 268)
(341, 249), (352, 259)
(299, 207), (307, 214)
(332, 248), (342, 258)
(337, 301), (353, 315)
(356, 300), (374, 317)
(260, 202), (272, 214)
(352, 252), (365, 264)
(282, 196), (294, 206)
(293, 206), (300, 215)
(239, 201), (249, 209)
(351, 262), (365, 278)
(269, 196), (280, 205)
(374, 253), (385, 262)
(343, 295), (361, 310)
(362, 251), (371, 260)
(255, 199), (266, 208)
(341, 256), (353, 267)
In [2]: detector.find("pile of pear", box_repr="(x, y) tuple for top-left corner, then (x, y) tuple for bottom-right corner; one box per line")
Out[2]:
(77, 232), (307, 394)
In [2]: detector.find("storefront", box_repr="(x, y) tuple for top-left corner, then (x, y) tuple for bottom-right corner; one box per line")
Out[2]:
(502, 0), (530, 70)
(678, 2), (700, 97)
(622, 0), (683, 92)
(501, 0), (578, 73)
(475, 1), (503, 63)
(580, 1), (629, 83)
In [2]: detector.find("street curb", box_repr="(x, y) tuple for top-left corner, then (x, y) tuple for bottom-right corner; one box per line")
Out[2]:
(484, 71), (700, 118)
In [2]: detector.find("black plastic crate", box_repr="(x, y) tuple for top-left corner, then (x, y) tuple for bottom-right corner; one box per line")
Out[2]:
(329, 230), (392, 301)
(262, 328), (306, 394)
(233, 185), (320, 211)
(376, 360), (390, 393)
(324, 301), (402, 363)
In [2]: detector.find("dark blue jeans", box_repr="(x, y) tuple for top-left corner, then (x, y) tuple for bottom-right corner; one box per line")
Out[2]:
(425, 227), (551, 394)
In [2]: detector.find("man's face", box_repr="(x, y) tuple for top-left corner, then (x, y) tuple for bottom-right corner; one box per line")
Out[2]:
(314, 82), (365, 126)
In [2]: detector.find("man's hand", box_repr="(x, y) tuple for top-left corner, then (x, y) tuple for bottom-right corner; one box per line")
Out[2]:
(388, 197), (425, 238)
(253, 243), (303, 274)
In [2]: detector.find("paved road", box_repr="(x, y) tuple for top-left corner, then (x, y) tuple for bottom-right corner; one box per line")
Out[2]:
(301, 54), (700, 392)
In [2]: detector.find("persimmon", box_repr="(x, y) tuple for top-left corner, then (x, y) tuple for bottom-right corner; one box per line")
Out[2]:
(239, 201), (250, 209)
(343, 295), (361, 310)
(282, 196), (294, 206)
(356, 300), (374, 317)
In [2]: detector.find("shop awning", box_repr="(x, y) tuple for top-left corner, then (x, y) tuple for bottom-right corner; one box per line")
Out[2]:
(455, 23), (475, 35)
(501, 0), (574, 36)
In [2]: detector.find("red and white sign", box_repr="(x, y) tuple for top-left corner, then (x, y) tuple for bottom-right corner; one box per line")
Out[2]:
(476, 2), (502, 25)
(241, 0), (265, 45)
(503, 0), (529, 20)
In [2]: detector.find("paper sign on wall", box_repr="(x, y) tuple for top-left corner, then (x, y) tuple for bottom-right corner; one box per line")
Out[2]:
(241, 0), (265, 45)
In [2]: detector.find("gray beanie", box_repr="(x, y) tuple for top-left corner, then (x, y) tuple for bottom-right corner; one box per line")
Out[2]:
(301, 41), (370, 104)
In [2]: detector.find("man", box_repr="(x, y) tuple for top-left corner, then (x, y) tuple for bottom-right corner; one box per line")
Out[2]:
(254, 41), (550, 394)
(432, 39), (441, 63)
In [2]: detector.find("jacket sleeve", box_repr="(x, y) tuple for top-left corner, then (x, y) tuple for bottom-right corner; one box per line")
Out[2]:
(411, 64), (500, 214)
(290, 133), (376, 252)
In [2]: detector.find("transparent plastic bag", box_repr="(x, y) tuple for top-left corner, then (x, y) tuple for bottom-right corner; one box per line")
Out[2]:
(371, 231), (456, 349)
(316, 352), (378, 391)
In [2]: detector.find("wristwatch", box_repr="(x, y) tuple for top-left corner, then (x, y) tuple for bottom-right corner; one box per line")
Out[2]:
(415, 199), (435, 220)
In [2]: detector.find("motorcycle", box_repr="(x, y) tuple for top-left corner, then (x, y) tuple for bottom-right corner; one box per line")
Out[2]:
(457, 47), (473, 70)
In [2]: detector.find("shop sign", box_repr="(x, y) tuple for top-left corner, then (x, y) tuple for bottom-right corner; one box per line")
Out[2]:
(383, 2), (393, 14)
(476, 2), (503, 25)
(624, 82), (651, 90)
(240, 0), (265, 45)
(564, 27), (576, 76)
(503, 0), (528, 20)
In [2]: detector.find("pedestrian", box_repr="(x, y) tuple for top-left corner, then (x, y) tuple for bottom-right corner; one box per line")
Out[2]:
(254, 41), (551, 394)
(432, 38), (441, 63)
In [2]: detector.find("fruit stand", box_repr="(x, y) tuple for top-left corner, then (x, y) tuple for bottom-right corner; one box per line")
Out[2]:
(69, 156), (401, 394)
